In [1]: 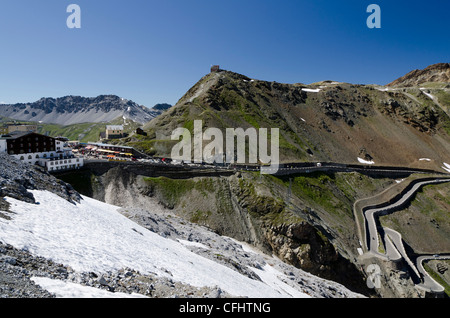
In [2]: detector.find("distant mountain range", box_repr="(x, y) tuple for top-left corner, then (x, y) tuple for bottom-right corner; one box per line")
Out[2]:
(0, 95), (172, 125)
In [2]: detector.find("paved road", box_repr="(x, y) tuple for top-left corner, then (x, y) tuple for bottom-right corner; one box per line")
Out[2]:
(85, 158), (447, 177)
(416, 255), (450, 293)
(364, 179), (450, 253)
(361, 178), (450, 293)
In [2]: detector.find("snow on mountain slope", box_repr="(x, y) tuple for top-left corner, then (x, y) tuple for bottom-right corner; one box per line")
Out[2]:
(0, 190), (365, 298)
(0, 190), (331, 298)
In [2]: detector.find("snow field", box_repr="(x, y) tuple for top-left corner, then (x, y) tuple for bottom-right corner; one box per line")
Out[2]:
(0, 190), (310, 298)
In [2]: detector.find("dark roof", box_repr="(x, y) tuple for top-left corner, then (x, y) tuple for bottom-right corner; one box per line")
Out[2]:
(0, 131), (52, 141)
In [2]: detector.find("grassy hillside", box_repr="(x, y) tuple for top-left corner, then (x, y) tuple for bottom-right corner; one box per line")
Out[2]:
(38, 117), (142, 142)
(1, 114), (143, 142)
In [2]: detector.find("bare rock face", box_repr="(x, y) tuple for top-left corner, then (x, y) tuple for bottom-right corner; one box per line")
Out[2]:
(0, 154), (81, 212)
(262, 221), (372, 295)
(387, 63), (450, 87)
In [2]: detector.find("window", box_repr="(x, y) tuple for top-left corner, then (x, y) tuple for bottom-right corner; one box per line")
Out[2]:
(28, 155), (32, 160)
(20, 156), (24, 160)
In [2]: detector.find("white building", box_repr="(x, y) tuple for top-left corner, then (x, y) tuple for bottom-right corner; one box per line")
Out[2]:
(0, 132), (83, 171)
(39, 156), (84, 172)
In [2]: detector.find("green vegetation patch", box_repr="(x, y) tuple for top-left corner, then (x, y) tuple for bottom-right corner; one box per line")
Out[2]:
(277, 172), (353, 218)
(434, 90), (450, 107)
(423, 263), (450, 297)
(142, 176), (215, 208)
(37, 117), (142, 142)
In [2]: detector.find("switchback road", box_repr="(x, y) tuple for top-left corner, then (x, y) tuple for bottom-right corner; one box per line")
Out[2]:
(357, 177), (450, 294)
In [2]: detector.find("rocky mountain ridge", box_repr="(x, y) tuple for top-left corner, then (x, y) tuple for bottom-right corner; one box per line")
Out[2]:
(0, 95), (171, 125)
(387, 63), (450, 87)
(141, 67), (450, 173)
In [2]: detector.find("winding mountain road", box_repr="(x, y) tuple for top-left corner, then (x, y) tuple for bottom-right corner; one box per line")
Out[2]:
(416, 255), (450, 293)
(357, 177), (450, 293)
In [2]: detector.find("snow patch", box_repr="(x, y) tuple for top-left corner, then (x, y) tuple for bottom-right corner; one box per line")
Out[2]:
(251, 264), (310, 298)
(357, 157), (375, 165)
(31, 277), (148, 298)
(420, 88), (435, 100)
(302, 88), (321, 93)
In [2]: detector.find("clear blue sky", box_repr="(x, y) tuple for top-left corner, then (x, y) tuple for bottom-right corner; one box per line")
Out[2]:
(0, 0), (449, 107)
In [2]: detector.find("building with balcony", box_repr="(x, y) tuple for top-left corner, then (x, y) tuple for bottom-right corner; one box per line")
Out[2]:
(0, 131), (83, 171)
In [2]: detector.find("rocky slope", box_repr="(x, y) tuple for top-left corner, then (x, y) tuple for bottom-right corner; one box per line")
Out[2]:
(61, 165), (415, 297)
(0, 153), (80, 217)
(0, 95), (171, 125)
(387, 63), (450, 87)
(138, 68), (450, 173)
(0, 155), (363, 298)
(66, 161), (450, 298)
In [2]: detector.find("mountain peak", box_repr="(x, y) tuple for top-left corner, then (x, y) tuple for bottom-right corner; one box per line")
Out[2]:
(144, 67), (450, 169)
(387, 62), (450, 87)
